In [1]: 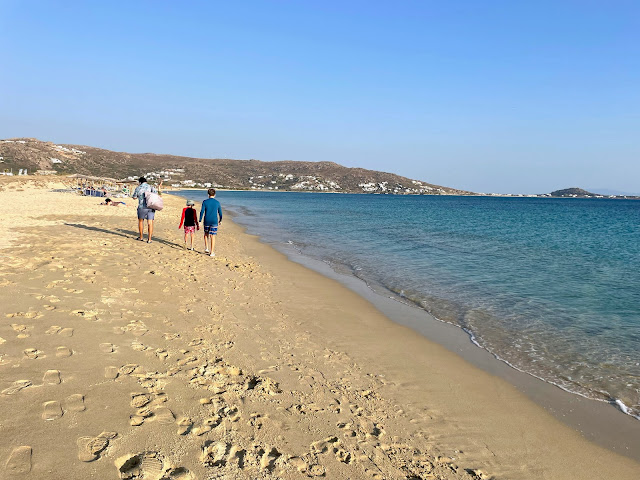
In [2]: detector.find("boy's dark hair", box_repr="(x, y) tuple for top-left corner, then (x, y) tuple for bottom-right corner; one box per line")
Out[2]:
(207, 188), (216, 197)
(105, 198), (112, 203)
(138, 177), (146, 183)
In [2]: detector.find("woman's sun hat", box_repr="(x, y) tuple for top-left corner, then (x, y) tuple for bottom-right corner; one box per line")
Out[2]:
(186, 200), (195, 206)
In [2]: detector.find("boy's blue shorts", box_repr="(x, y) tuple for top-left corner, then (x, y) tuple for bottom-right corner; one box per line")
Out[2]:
(203, 225), (218, 235)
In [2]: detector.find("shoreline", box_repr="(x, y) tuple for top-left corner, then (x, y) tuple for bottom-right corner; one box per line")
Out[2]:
(221, 205), (640, 478)
(0, 178), (638, 479)
(180, 188), (640, 442)
(268, 241), (640, 460)
(172, 190), (640, 466)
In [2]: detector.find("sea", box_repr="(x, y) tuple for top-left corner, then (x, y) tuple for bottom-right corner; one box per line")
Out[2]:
(176, 190), (640, 419)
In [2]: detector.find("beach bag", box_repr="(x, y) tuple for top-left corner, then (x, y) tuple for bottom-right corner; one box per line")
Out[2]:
(144, 190), (164, 211)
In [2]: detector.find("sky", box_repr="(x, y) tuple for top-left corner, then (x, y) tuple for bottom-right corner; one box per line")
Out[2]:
(1, 1), (638, 194)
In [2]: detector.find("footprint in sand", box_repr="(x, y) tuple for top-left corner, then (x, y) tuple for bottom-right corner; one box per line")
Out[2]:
(5, 446), (32, 474)
(42, 401), (63, 421)
(131, 326), (148, 337)
(155, 349), (169, 360)
(7, 311), (41, 320)
(153, 406), (175, 425)
(115, 452), (169, 480)
(71, 309), (99, 320)
(192, 425), (212, 436)
(177, 355), (198, 366)
(66, 394), (86, 412)
(63, 288), (84, 294)
(119, 364), (140, 375)
(176, 417), (193, 435)
(165, 467), (194, 479)
(77, 432), (117, 462)
(205, 415), (223, 427)
(200, 441), (253, 470)
(311, 435), (354, 464)
(105, 366), (120, 379)
(295, 461), (326, 477)
(11, 324), (33, 338)
(131, 341), (149, 352)
(130, 393), (152, 408)
(259, 446), (282, 472)
(59, 327), (74, 337)
(130, 406), (154, 427)
(129, 416), (145, 427)
(46, 326), (74, 337)
(23, 348), (43, 359)
(1, 380), (32, 395)
(43, 369), (61, 385)
(310, 436), (340, 454)
(56, 346), (73, 358)
(200, 442), (229, 467)
(100, 343), (116, 353)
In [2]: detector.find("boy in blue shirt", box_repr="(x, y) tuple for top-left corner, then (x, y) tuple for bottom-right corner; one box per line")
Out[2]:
(199, 188), (223, 256)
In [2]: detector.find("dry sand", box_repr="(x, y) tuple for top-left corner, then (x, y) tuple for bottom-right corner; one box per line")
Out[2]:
(0, 177), (639, 479)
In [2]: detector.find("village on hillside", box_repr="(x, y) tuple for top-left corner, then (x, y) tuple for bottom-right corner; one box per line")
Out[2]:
(0, 138), (466, 195)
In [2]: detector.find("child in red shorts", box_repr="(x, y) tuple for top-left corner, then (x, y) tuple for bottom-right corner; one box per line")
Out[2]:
(178, 200), (199, 250)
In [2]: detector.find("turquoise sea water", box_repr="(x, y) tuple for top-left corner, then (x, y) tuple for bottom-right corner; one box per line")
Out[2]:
(177, 191), (640, 418)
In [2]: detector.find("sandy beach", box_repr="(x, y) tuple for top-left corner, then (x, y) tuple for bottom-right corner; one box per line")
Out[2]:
(1, 177), (639, 480)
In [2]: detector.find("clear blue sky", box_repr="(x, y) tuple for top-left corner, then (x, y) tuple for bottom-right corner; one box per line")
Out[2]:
(1, 1), (638, 194)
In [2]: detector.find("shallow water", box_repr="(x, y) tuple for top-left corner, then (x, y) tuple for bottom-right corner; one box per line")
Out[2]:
(177, 191), (640, 418)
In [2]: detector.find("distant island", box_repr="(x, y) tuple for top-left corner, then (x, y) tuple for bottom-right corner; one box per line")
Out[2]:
(541, 187), (638, 199)
(549, 188), (598, 197)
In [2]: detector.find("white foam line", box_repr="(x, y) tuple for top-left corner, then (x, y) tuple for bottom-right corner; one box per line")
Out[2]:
(360, 281), (640, 422)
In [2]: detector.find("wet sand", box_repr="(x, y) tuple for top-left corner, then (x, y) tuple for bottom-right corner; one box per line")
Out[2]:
(0, 177), (638, 479)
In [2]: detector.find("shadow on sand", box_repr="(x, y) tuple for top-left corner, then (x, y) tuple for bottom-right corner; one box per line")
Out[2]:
(64, 223), (183, 250)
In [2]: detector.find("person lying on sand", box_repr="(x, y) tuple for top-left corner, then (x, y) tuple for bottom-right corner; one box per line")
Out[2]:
(100, 198), (126, 206)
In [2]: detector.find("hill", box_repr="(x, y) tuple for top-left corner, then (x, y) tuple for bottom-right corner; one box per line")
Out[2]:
(548, 188), (599, 197)
(0, 138), (473, 195)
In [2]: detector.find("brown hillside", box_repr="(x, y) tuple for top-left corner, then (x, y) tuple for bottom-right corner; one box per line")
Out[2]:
(0, 138), (473, 195)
